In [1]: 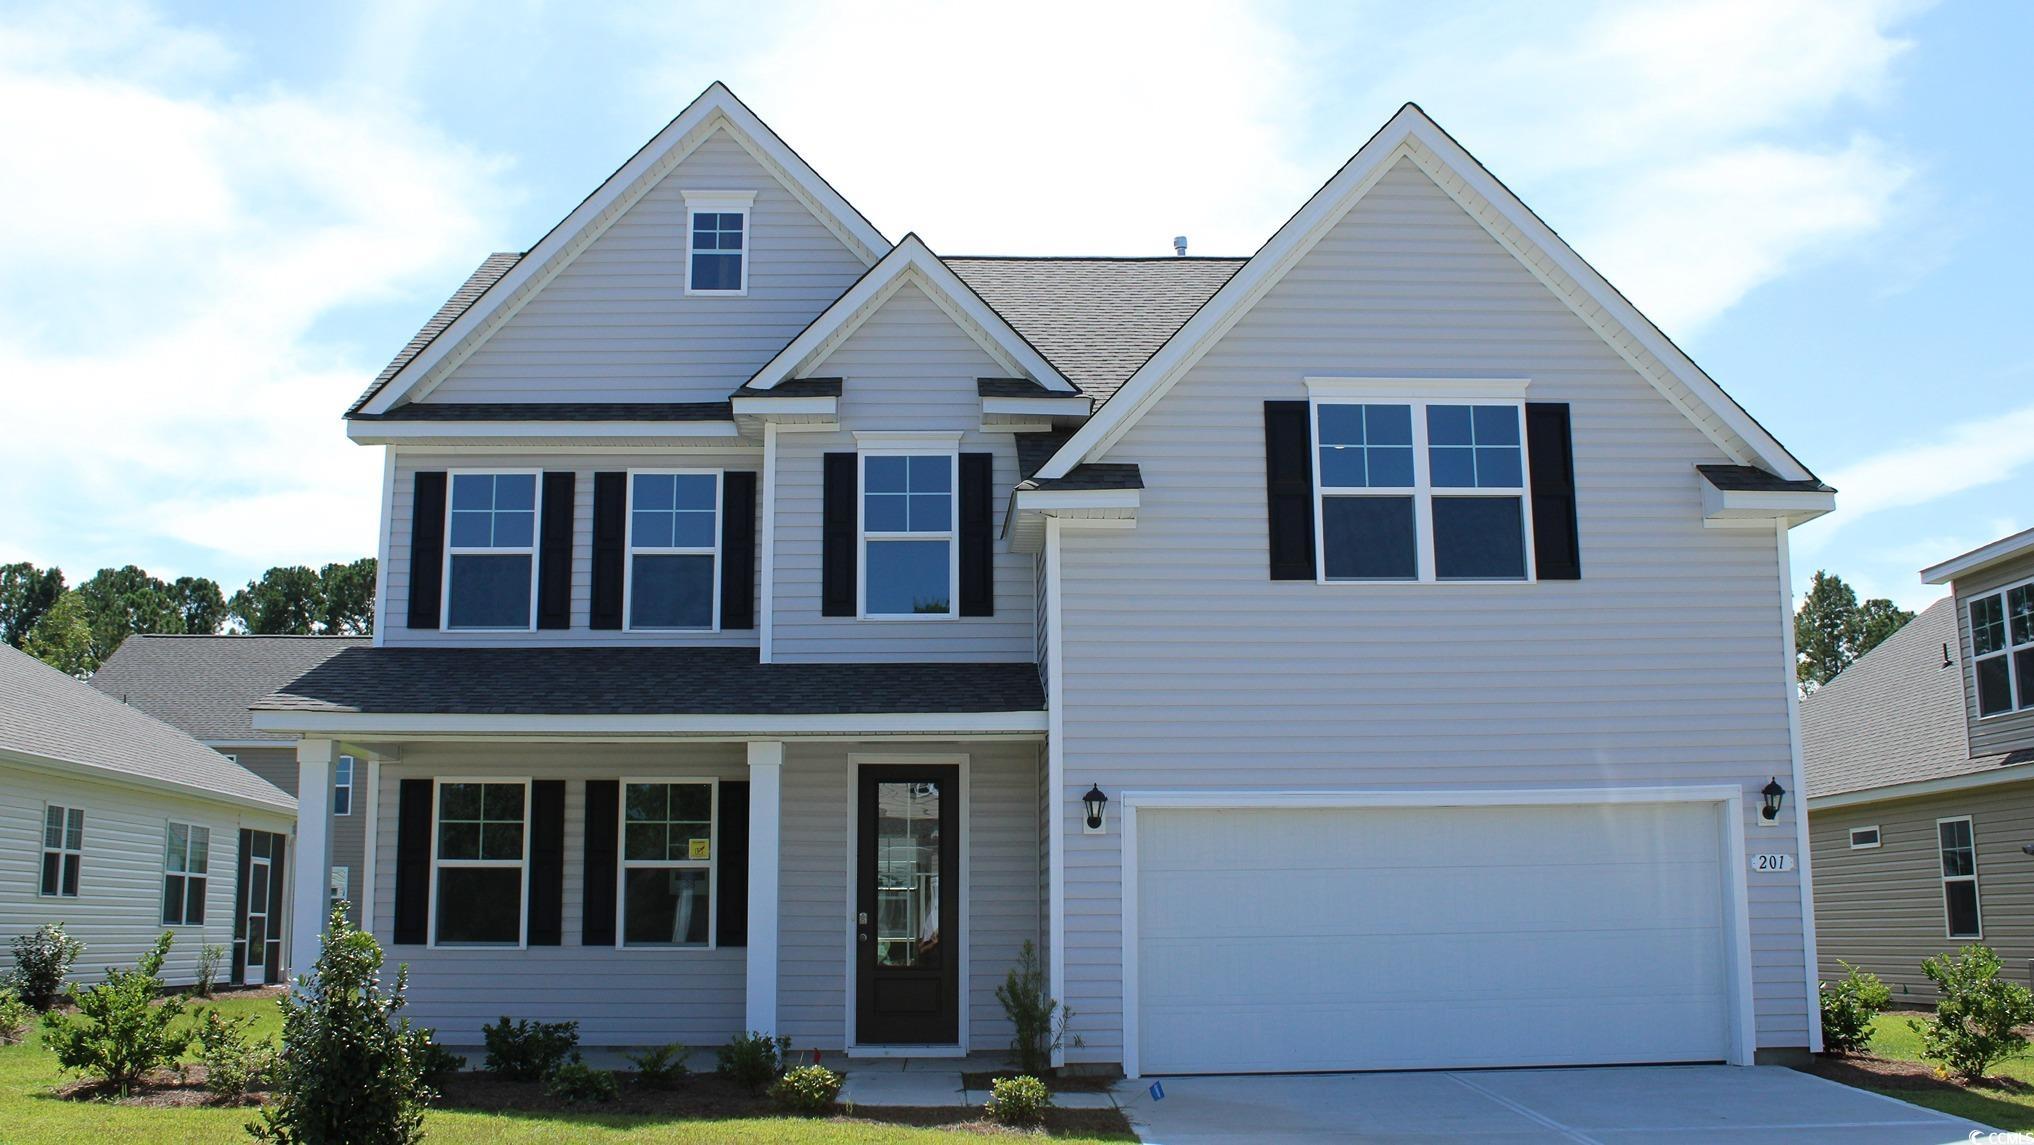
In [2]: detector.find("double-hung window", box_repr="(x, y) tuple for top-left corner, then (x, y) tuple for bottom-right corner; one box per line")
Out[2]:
(627, 471), (720, 630)
(162, 822), (210, 925)
(40, 805), (82, 897)
(445, 472), (539, 630)
(619, 780), (717, 948)
(1310, 381), (1533, 582)
(684, 190), (753, 294)
(333, 755), (354, 816)
(1968, 579), (2034, 717)
(431, 780), (529, 946)
(862, 451), (956, 617)
(1939, 815), (1981, 939)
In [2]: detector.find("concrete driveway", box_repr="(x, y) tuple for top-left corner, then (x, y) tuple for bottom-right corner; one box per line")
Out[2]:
(1116, 1065), (2003, 1144)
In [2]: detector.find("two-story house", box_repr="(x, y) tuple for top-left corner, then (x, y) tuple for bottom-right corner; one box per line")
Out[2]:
(254, 84), (1834, 1074)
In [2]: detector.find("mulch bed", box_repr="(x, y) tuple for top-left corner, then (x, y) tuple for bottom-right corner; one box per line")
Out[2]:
(960, 1070), (1117, 1094)
(52, 1067), (266, 1108)
(1801, 1053), (2033, 1096)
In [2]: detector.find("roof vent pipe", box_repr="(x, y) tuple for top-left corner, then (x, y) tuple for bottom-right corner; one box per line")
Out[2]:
(1173, 235), (1188, 257)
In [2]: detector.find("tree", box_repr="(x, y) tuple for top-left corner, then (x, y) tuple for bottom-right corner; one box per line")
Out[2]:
(74, 566), (181, 664)
(317, 559), (376, 635)
(169, 576), (229, 636)
(230, 566), (324, 635)
(23, 592), (97, 677)
(1795, 570), (1915, 690)
(0, 562), (65, 648)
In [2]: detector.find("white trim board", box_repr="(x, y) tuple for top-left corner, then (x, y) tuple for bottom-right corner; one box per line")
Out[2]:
(1923, 525), (2034, 585)
(249, 710), (1049, 737)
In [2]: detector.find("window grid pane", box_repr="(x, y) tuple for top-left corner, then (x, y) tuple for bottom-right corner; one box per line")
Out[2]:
(690, 211), (745, 291)
(1318, 404), (1414, 490)
(1428, 404), (1524, 489)
(438, 782), (525, 862)
(621, 783), (714, 948)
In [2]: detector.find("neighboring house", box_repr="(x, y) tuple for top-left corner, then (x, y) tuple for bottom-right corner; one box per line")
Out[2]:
(1806, 529), (2034, 1001)
(0, 643), (296, 988)
(91, 635), (370, 929)
(250, 84), (1835, 1073)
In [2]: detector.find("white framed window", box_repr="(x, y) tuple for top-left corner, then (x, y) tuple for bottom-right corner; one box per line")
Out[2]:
(626, 470), (721, 631)
(683, 190), (755, 295)
(1306, 380), (1536, 584)
(162, 821), (210, 926)
(443, 470), (541, 631)
(334, 754), (354, 817)
(618, 779), (718, 949)
(1848, 825), (1881, 850)
(1968, 578), (2034, 718)
(429, 779), (530, 947)
(859, 440), (958, 618)
(40, 804), (83, 898)
(1938, 815), (1981, 939)
(330, 866), (350, 910)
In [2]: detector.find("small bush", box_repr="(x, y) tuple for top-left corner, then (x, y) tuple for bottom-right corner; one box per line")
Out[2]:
(41, 932), (190, 1095)
(195, 1008), (274, 1102)
(544, 1060), (618, 1105)
(481, 1017), (580, 1082)
(716, 1030), (792, 1093)
(194, 944), (226, 999)
(995, 940), (1080, 1075)
(985, 1074), (1052, 1126)
(0, 986), (33, 1045)
(416, 1032), (466, 1088)
(770, 1064), (842, 1113)
(10, 922), (85, 1011)
(626, 1043), (688, 1088)
(1820, 962), (1892, 1055)
(1912, 945), (2034, 1080)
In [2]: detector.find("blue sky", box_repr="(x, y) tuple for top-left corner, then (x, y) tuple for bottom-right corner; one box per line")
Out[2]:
(0, 0), (2025, 610)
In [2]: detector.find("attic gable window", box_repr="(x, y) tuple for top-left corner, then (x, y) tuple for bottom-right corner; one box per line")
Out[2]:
(1969, 579), (2034, 717)
(683, 190), (755, 295)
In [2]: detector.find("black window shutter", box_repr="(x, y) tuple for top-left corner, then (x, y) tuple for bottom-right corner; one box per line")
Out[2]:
(590, 473), (626, 629)
(537, 473), (575, 629)
(231, 829), (252, 985)
(717, 781), (750, 947)
(1526, 403), (1581, 580)
(527, 781), (565, 945)
(958, 452), (994, 616)
(720, 472), (758, 629)
(583, 780), (618, 946)
(393, 779), (433, 945)
(1264, 401), (1317, 580)
(407, 472), (447, 629)
(821, 453), (858, 617)
(265, 834), (286, 983)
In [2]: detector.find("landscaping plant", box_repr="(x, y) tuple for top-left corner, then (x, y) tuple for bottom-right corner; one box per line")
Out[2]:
(995, 940), (1080, 1075)
(717, 1030), (793, 1093)
(1912, 945), (2034, 1080)
(41, 931), (191, 1096)
(416, 1032), (466, 1087)
(9, 922), (85, 1011)
(0, 985), (33, 1045)
(195, 943), (227, 999)
(250, 905), (435, 1144)
(543, 1060), (619, 1105)
(195, 1008), (275, 1102)
(626, 1042), (689, 1088)
(985, 1074), (1052, 1127)
(1820, 961), (1892, 1055)
(480, 1016), (580, 1081)
(770, 1064), (843, 1113)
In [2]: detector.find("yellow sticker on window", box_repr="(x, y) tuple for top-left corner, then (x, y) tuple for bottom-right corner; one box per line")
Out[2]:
(689, 838), (710, 860)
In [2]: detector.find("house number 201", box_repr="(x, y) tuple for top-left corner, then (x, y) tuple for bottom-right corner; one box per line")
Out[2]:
(1752, 853), (1795, 872)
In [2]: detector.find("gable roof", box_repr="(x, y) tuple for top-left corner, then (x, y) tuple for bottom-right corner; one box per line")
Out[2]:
(90, 634), (369, 744)
(349, 252), (520, 416)
(1800, 598), (2025, 801)
(352, 82), (890, 417)
(0, 644), (294, 813)
(1922, 526), (2034, 586)
(1031, 103), (1817, 486)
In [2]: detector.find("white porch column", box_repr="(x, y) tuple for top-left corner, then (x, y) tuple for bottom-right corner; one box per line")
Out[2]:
(745, 740), (784, 1035)
(289, 737), (336, 983)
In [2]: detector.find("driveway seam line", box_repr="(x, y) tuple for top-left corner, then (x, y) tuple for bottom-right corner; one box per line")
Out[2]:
(1445, 1072), (1606, 1145)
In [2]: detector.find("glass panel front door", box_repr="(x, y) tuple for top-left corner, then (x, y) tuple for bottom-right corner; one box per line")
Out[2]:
(856, 766), (959, 1045)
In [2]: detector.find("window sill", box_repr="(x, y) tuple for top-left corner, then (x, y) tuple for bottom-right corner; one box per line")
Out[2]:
(442, 626), (539, 633)
(857, 612), (959, 621)
(684, 288), (748, 298)
(1314, 577), (1536, 586)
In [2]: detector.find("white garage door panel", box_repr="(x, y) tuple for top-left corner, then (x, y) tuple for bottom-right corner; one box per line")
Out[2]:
(1135, 802), (1734, 1074)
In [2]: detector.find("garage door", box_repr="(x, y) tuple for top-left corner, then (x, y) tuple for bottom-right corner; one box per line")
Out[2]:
(1134, 801), (1735, 1074)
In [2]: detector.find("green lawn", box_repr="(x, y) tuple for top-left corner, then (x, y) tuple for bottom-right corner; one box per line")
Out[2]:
(1820, 1011), (2034, 1133)
(0, 992), (1131, 1145)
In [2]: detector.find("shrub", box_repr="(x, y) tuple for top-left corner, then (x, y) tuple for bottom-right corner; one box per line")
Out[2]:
(1820, 962), (1892, 1055)
(42, 932), (190, 1095)
(416, 1033), (466, 1088)
(985, 1074), (1051, 1126)
(195, 1008), (275, 1102)
(626, 1043), (689, 1088)
(995, 940), (1080, 1075)
(0, 986), (33, 1045)
(10, 922), (85, 1011)
(194, 944), (227, 999)
(1912, 945), (2034, 1080)
(250, 905), (434, 1144)
(481, 1017), (580, 1082)
(716, 1030), (792, 1093)
(544, 1060), (618, 1105)
(770, 1064), (842, 1113)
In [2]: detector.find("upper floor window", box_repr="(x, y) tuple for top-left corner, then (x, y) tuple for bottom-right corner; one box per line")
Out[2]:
(628, 471), (720, 630)
(1969, 579), (2034, 717)
(40, 805), (82, 897)
(334, 754), (354, 816)
(862, 453), (955, 617)
(161, 822), (210, 926)
(432, 780), (528, 946)
(445, 471), (539, 630)
(684, 190), (754, 295)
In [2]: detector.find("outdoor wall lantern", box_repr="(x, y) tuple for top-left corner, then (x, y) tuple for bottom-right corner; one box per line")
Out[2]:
(1760, 777), (1787, 823)
(1082, 784), (1110, 835)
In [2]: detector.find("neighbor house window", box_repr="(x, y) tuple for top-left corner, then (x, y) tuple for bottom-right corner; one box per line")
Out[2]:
(862, 453), (956, 617)
(1848, 826), (1881, 850)
(684, 190), (754, 294)
(444, 472), (539, 630)
(627, 471), (720, 630)
(1310, 385), (1533, 583)
(1939, 816), (1981, 939)
(333, 755), (354, 816)
(1969, 579), (2034, 717)
(619, 781), (716, 948)
(161, 822), (210, 926)
(432, 780), (528, 946)
(330, 866), (349, 911)
(40, 805), (83, 897)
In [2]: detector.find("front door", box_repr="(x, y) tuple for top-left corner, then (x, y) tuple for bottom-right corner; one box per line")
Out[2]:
(856, 765), (960, 1046)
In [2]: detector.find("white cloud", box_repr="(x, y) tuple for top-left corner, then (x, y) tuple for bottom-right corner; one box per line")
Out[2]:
(1822, 402), (2034, 523)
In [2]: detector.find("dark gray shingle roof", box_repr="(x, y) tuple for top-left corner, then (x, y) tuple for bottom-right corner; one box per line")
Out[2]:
(1019, 464), (1143, 492)
(255, 647), (1044, 717)
(1698, 464), (1835, 494)
(2, 645), (294, 811)
(355, 402), (731, 422)
(347, 252), (522, 416)
(91, 635), (369, 743)
(732, 377), (843, 398)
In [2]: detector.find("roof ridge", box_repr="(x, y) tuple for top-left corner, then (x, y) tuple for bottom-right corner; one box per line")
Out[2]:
(942, 254), (1248, 263)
